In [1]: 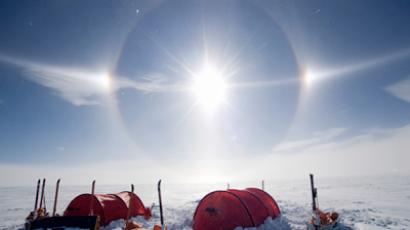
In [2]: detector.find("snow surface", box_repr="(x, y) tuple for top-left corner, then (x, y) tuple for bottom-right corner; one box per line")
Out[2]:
(0, 175), (409, 230)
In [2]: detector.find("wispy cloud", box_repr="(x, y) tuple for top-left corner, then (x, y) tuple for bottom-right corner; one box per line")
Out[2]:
(305, 47), (410, 85)
(0, 54), (111, 106)
(385, 76), (410, 103)
(273, 128), (346, 152)
(225, 124), (410, 180)
(0, 54), (190, 106)
(28, 65), (111, 106)
(273, 125), (410, 156)
(116, 74), (186, 93)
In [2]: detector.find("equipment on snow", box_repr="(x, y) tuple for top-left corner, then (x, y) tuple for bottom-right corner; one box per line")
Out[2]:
(25, 179), (153, 230)
(307, 174), (341, 230)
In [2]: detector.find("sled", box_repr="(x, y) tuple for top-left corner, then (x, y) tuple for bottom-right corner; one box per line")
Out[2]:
(124, 221), (166, 230)
(26, 215), (99, 230)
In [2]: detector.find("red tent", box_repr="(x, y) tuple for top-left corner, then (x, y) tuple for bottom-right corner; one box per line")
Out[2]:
(245, 188), (280, 218)
(193, 188), (280, 230)
(64, 192), (150, 226)
(115, 191), (147, 217)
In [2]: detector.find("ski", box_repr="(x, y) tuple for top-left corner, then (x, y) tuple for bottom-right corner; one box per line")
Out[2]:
(125, 183), (134, 225)
(33, 179), (40, 212)
(52, 179), (61, 216)
(39, 178), (46, 211)
(310, 174), (319, 230)
(89, 180), (96, 216)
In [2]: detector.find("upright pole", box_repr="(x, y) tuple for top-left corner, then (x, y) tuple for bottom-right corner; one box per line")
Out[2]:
(261, 180), (265, 191)
(227, 183), (230, 189)
(310, 174), (317, 211)
(52, 179), (61, 216)
(33, 179), (41, 212)
(91, 180), (96, 194)
(157, 180), (164, 229)
(125, 184), (134, 225)
(39, 178), (46, 210)
(310, 174), (319, 230)
(89, 180), (96, 216)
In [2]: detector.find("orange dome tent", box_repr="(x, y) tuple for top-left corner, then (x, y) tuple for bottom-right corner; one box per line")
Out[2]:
(193, 188), (280, 230)
(116, 191), (150, 218)
(64, 192), (151, 226)
(245, 188), (280, 218)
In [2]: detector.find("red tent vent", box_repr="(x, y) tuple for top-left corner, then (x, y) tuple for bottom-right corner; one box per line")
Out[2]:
(63, 192), (151, 226)
(193, 188), (280, 230)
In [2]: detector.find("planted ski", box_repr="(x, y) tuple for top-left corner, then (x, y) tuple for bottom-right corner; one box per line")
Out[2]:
(39, 178), (46, 212)
(157, 179), (164, 229)
(33, 179), (40, 212)
(52, 179), (61, 216)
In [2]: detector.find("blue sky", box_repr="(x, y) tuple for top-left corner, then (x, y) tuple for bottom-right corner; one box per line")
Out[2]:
(1, 0), (410, 185)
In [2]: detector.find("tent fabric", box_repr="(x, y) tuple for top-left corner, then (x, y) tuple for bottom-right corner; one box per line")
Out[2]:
(227, 189), (269, 226)
(193, 191), (254, 230)
(193, 188), (281, 230)
(115, 191), (146, 217)
(64, 192), (149, 226)
(245, 188), (281, 218)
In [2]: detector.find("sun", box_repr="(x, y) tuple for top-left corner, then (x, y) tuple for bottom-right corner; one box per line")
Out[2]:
(191, 63), (228, 112)
(302, 68), (321, 89)
(303, 69), (315, 88)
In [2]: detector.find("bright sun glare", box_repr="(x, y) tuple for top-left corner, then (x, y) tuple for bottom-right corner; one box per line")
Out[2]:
(303, 68), (319, 89)
(303, 70), (314, 87)
(191, 63), (227, 112)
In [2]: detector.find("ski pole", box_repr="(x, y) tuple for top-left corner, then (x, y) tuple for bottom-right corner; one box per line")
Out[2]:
(157, 180), (164, 229)
(52, 179), (61, 216)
